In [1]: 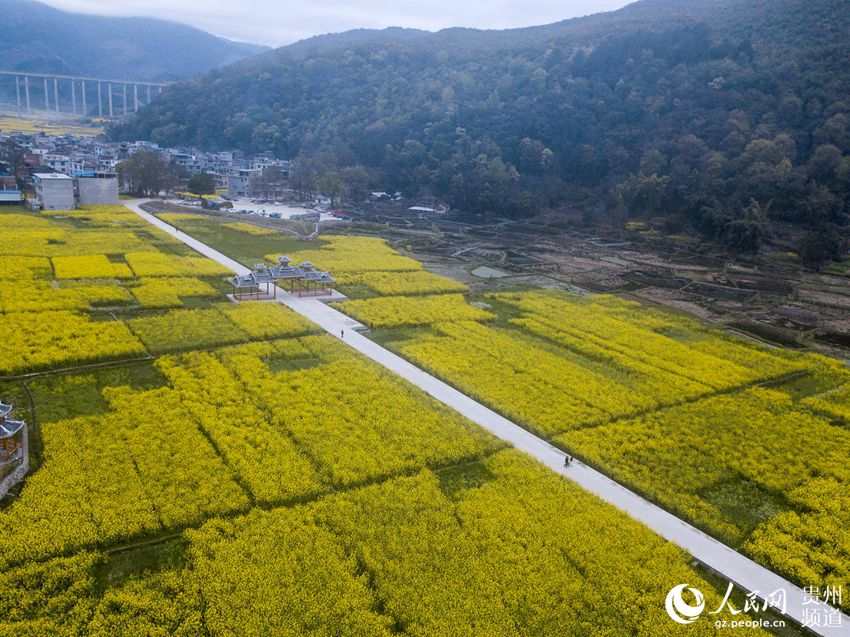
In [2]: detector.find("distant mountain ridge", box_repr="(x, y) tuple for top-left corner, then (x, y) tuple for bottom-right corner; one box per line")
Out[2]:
(115, 0), (850, 259)
(0, 0), (268, 81)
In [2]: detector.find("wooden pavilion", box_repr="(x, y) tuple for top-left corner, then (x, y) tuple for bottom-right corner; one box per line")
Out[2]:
(228, 273), (261, 301)
(229, 255), (336, 301)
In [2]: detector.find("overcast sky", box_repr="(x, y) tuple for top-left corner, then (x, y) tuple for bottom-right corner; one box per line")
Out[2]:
(38, 0), (633, 47)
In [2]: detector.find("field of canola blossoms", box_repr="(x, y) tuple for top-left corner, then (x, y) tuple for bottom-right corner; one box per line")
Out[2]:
(143, 214), (850, 616)
(0, 205), (773, 633)
(166, 221), (850, 610)
(157, 213), (464, 299)
(0, 207), (317, 375)
(341, 283), (850, 608)
(0, 447), (765, 635)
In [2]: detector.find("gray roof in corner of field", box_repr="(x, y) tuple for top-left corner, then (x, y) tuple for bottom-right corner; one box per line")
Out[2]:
(277, 255), (292, 264)
(0, 418), (25, 439)
(0, 402), (11, 417)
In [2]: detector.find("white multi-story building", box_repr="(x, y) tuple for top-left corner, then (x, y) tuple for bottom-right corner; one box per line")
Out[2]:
(33, 173), (74, 210)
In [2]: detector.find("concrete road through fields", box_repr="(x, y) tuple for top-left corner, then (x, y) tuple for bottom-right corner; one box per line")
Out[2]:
(124, 200), (850, 637)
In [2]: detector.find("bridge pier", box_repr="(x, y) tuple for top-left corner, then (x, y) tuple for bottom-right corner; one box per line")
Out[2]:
(147, 84), (151, 104)
(134, 84), (138, 112)
(43, 77), (49, 111)
(24, 76), (30, 113)
(71, 79), (77, 115)
(15, 76), (21, 116)
(123, 83), (127, 115)
(108, 82), (113, 117)
(81, 80), (87, 116)
(53, 77), (59, 112)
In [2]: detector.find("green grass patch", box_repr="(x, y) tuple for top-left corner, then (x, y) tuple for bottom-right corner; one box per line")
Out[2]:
(155, 215), (322, 267)
(27, 362), (168, 425)
(95, 538), (187, 594)
(700, 477), (791, 538)
(436, 459), (496, 501)
(126, 307), (245, 354)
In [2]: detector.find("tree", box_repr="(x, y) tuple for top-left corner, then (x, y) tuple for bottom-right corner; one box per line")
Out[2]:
(616, 173), (670, 217)
(188, 172), (215, 195)
(319, 172), (345, 206)
(117, 151), (177, 197)
(799, 224), (847, 270)
(0, 139), (25, 172)
(724, 199), (768, 254)
(340, 165), (372, 202)
(808, 144), (843, 184)
(290, 157), (319, 200)
(0, 139), (25, 190)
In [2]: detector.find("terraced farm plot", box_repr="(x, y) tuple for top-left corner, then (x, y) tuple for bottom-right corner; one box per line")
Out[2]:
(124, 251), (232, 277)
(335, 293), (495, 328)
(219, 335), (501, 487)
(275, 235), (424, 275)
(0, 330), (498, 570)
(561, 388), (850, 545)
(221, 221), (278, 235)
(363, 289), (850, 604)
(52, 254), (134, 280)
(128, 277), (219, 308)
(219, 301), (318, 339)
(0, 310), (146, 375)
(126, 307), (247, 353)
(334, 268), (468, 296)
(0, 451), (766, 636)
(0, 280), (132, 313)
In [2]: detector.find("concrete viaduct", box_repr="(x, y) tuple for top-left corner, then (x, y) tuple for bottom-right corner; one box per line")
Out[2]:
(0, 71), (171, 118)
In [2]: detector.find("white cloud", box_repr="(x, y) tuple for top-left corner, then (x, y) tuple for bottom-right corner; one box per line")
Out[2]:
(36, 0), (632, 47)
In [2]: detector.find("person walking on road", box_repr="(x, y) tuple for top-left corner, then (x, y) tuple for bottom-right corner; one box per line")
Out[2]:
(341, 329), (344, 339)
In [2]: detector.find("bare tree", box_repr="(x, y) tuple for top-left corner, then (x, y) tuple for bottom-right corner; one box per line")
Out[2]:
(117, 151), (177, 197)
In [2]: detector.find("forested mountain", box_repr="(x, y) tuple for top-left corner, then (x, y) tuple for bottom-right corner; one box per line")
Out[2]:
(113, 0), (850, 259)
(0, 0), (267, 80)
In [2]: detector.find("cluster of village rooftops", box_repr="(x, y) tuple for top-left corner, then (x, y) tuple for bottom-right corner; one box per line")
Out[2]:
(228, 255), (336, 300)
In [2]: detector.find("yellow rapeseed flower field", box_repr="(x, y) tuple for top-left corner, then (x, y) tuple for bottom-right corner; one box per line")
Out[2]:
(0, 203), (843, 629)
